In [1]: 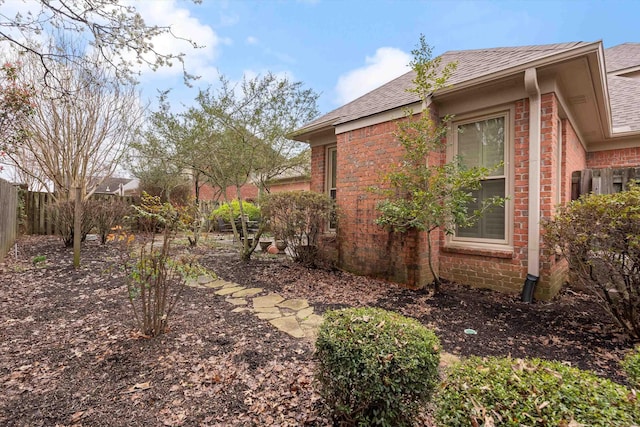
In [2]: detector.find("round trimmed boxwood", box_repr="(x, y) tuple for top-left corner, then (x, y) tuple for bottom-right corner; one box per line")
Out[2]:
(623, 346), (640, 389)
(435, 356), (640, 426)
(315, 307), (440, 427)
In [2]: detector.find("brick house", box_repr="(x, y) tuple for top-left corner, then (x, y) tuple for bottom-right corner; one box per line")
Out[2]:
(291, 41), (640, 300)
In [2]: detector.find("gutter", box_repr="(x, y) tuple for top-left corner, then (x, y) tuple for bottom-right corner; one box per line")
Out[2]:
(523, 67), (541, 301)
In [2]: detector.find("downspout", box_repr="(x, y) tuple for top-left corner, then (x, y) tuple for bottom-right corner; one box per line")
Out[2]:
(522, 68), (541, 302)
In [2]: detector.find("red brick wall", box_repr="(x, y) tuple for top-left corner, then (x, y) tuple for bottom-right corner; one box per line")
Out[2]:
(196, 180), (309, 203)
(332, 116), (435, 286)
(538, 93), (564, 299)
(562, 119), (586, 203)
(270, 180), (310, 193)
(310, 145), (326, 193)
(586, 146), (640, 169)
(195, 183), (259, 203)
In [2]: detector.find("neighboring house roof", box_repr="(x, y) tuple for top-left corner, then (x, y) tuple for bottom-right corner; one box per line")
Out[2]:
(298, 42), (591, 132)
(604, 43), (640, 73)
(92, 177), (138, 194)
(607, 75), (640, 132)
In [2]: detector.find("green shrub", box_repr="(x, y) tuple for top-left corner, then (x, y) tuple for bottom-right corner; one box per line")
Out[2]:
(315, 307), (440, 426)
(544, 184), (640, 339)
(623, 347), (640, 389)
(210, 199), (260, 222)
(435, 356), (640, 426)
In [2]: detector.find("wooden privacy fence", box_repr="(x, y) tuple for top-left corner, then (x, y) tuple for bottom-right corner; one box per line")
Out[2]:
(571, 167), (640, 200)
(23, 191), (136, 235)
(0, 178), (18, 260)
(23, 191), (56, 235)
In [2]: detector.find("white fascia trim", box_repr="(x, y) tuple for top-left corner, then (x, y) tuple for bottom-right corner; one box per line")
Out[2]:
(588, 136), (640, 151)
(525, 68), (541, 279)
(594, 43), (614, 138)
(334, 101), (424, 135)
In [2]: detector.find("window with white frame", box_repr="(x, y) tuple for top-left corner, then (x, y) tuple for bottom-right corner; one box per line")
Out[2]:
(326, 146), (337, 230)
(453, 112), (509, 244)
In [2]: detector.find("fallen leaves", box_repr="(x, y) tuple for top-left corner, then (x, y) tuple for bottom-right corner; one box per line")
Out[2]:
(123, 381), (151, 393)
(0, 235), (634, 426)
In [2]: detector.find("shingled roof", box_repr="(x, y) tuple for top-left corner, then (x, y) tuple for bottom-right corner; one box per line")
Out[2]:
(604, 43), (640, 73)
(297, 42), (591, 133)
(607, 75), (640, 132)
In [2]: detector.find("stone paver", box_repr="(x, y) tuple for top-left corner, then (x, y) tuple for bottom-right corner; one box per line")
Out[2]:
(225, 298), (248, 306)
(198, 275), (215, 284)
(295, 307), (314, 320)
(440, 352), (461, 369)
(254, 306), (280, 314)
(257, 312), (282, 320)
(276, 299), (309, 311)
(232, 288), (263, 298)
(253, 294), (285, 308)
(300, 313), (323, 329)
(269, 316), (305, 338)
(185, 279), (201, 288)
(191, 277), (326, 340)
(215, 286), (245, 296)
(204, 279), (229, 289)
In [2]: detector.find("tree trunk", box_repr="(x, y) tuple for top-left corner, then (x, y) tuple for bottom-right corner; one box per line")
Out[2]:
(73, 186), (81, 268)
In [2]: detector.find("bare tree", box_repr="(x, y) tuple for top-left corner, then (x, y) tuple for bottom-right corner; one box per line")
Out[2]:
(5, 46), (144, 202)
(0, 0), (199, 91)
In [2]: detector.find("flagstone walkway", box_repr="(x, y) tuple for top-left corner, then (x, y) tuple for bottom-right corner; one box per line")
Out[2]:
(186, 273), (461, 369)
(186, 274), (324, 339)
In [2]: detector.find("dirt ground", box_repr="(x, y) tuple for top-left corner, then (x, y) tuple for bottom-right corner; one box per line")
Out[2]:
(0, 234), (635, 426)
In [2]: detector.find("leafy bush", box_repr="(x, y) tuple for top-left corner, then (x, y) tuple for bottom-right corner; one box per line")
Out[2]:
(262, 191), (333, 266)
(545, 185), (640, 339)
(435, 356), (640, 426)
(94, 198), (131, 244)
(116, 193), (202, 337)
(623, 347), (640, 389)
(49, 199), (98, 247)
(315, 307), (440, 426)
(210, 199), (261, 222)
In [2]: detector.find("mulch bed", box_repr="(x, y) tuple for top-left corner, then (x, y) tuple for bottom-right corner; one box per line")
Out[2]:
(0, 235), (634, 426)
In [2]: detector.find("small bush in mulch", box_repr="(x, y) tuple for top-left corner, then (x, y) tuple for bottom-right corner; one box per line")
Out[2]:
(315, 307), (440, 427)
(435, 356), (640, 427)
(623, 346), (640, 389)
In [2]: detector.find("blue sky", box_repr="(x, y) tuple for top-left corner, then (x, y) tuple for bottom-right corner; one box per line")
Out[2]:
(136, 0), (640, 115)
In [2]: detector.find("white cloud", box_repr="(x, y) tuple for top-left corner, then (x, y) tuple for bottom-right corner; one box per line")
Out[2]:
(246, 36), (259, 45)
(127, 0), (225, 84)
(334, 47), (411, 105)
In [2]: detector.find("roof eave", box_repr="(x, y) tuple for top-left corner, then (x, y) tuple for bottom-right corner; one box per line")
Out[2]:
(435, 41), (604, 99)
(288, 117), (337, 142)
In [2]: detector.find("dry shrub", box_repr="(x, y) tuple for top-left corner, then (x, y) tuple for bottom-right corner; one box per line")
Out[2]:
(545, 185), (640, 339)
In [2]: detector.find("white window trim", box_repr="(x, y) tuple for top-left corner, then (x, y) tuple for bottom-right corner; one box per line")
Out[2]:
(325, 145), (337, 232)
(446, 106), (515, 252)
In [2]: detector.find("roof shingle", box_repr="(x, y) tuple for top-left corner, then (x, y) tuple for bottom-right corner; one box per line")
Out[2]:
(607, 75), (640, 132)
(298, 42), (591, 132)
(604, 43), (640, 73)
